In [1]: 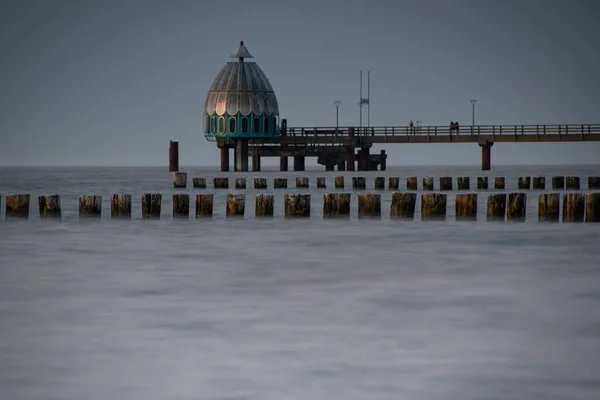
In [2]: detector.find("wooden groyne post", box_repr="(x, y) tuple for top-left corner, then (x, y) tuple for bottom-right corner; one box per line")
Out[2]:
(585, 193), (600, 222)
(538, 193), (560, 222)
(457, 177), (470, 190)
(296, 177), (309, 189)
(407, 176), (418, 190)
(195, 194), (214, 217)
(562, 193), (585, 222)
(495, 177), (505, 190)
(518, 176), (531, 190)
(255, 194), (274, 217)
(507, 192), (526, 221)
(38, 195), (61, 219)
(192, 178), (206, 189)
(5, 194), (30, 219)
(358, 194), (381, 217)
(566, 176), (580, 190)
(352, 177), (366, 189)
(334, 176), (345, 189)
(274, 178), (287, 189)
(532, 177), (545, 189)
(477, 177), (488, 190)
(421, 193), (447, 220)
(439, 177), (452, 191)
(486, 193), (506, 220)
(254, 178), (267, 189)
(235, 177), (247, 189)
(323, 193), (351, 217)
(388, 177), (399, 190)
(317, 177), (327, 189)
(455, 194), (477, 220)
(226, 194), (245, 217)
(173, 194), (189, 217)
(213, 178), (229, 189)
(422, 177), (433, 191)
(374, 177), (385, 190)
(390, 193), (416, 219)
(111, 194), (131, 218)
(142, 194), (162, 218)
(589, 176), (600, 189)
(79, 195), (102, 218)
(552, 176), (565, 189)
(173, 172), (187, 188)
(284, 194), (311, 217)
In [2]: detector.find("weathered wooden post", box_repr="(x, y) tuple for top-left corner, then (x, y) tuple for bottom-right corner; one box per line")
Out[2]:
(407, 176), (418, 190)
(421, 193), (447, 220)
(352, 177), (366, 189)
(274, 178), (287, 189)
(388, 177), (399, 190)
(235, 177), (247, 189)
(254, 178), (267, 189)
(358, 193), (381, 217)
(323, 193), (351, 217)
(477, 176), (488, 190)
(566, 176), (580, 190)
(585, 193), (600, 222)
(494, 177), (505, 190)
(213, 178), (229, 189)
(296, 177), (309, 188)
(390, 193), (416, 219)
(255, 194), (274, 217)
(457, 177), (470, 190)
(317, 177), (327, 189)
(588, 176), (600, 189)
(532, 177), (545, 189)
(374, 177), (385, 190)
(226, 194), (245, 217)
(422, 177), (434, 191)
(195, 194), (213, 217)
(507, 192), (526, 221)
(192, 178), (206, 189)
(5, 194), (30, 219)
(142, 194), (162, 218)
(334, 176), (345, 189)
(173, 172), (187, 188)
(172, 194), (189, 217)
(110, 194), (131, 218)
(284, 194), (311, 217)
(79, 195), (102, 218)
(538, 193), (560, 222)
(38, 195), (61, 219)
(439, 177), (452, 191)
(455, 194), (477, 220)
(518, 176), (531, 190)
(562, 193), (585, 222)
(552, 176), (565, 189)
(486, 194), (506, 220)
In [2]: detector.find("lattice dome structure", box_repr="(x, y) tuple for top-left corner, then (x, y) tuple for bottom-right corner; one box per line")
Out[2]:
(203, 41), (280, 141)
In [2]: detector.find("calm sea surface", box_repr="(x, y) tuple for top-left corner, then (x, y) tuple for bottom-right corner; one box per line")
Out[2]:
(1, 164), (600, 400)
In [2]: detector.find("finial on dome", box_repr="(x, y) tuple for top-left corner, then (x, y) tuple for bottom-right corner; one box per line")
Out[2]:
(230, 40), (254, 59)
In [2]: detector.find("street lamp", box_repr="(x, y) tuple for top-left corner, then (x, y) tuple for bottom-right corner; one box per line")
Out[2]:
(334, 101), (341, 141)
(470, 99), (477, 140)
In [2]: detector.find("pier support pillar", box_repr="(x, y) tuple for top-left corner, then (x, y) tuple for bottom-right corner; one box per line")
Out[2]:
(279, 156), (288, 171)
(346, 148), (355, 171)
(294, 155), (305, 171)
(252, 152), (261, 172)
(358, 147), (370, 171)
(220, 146), (229, 172)
(480, 142), (493, 171)
(235, 140), (249, 172)
(380, 150), (387, 171)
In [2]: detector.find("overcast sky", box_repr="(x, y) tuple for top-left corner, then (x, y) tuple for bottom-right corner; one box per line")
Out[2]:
(1, 0), (599, 167)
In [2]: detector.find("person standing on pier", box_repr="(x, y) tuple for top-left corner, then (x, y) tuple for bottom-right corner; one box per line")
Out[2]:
(455, 121), (460, 134)
(450, 121), (454, 133)
(410, 120), (414, 135)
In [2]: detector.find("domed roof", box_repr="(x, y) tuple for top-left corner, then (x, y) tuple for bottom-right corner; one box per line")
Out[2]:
(204, 42), (279, 117)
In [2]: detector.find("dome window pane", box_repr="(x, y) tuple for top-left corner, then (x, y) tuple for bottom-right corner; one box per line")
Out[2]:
(253, 117), (260, 134)
(218, 117), (225, 134)
(241, 117), (249, 134)
(229, 116), (236, 134)
(264, 117), (270, 134)
(210, 117), (216, 134)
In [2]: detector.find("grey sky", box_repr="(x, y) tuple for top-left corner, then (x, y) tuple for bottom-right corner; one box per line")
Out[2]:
(1, 0), (599, 167)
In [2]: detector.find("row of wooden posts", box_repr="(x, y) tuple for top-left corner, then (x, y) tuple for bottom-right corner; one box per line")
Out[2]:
(173, 173), (600, 191)
(2, 192), (600, 222)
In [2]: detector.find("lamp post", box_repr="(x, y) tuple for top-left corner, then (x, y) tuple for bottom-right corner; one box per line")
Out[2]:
(470, 99), (477, 140)
(334, 101), (341, 142)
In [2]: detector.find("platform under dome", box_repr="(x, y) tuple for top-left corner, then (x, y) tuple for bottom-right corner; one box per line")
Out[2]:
(204, 41), (280, 141)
